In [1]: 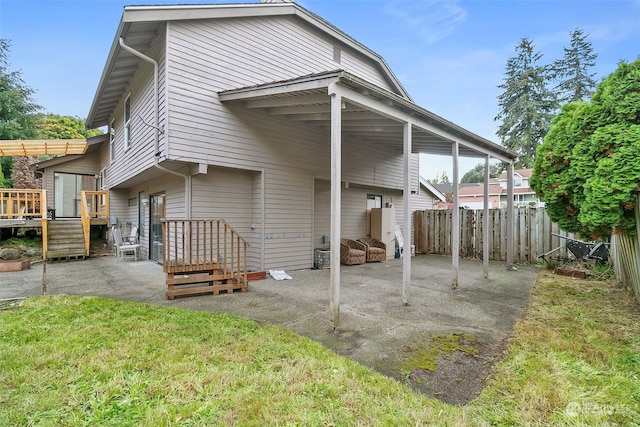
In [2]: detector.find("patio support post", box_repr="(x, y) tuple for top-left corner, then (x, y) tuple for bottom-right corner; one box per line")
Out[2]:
(451, 141), (460, 289)
(506, 162), (514, 270)
(483, 155), (490, 278)
(402, 121), (412, 305)
(328, 86), (342, 329)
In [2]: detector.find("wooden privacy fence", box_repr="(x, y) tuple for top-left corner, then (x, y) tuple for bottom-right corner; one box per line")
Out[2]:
(413, 208), (576, 263)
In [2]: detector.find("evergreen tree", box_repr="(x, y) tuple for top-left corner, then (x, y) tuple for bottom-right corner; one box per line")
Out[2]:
(551, 29), (598, 104)
(495, 38), (558, 169)
(531, 58), (640, 239)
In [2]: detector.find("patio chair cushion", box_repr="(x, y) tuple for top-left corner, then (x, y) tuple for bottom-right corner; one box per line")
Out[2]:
(358, 237), (387, 262)
(340, 238), (366, 265)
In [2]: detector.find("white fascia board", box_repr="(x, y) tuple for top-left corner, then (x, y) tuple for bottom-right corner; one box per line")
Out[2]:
(122, 3), (296, 23)
(220, 76), (341, 103)
(419, 176), (447, 201)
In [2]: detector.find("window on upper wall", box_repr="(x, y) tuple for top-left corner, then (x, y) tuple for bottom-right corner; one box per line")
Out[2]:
(109, 119), (115, 162)
(99, 168), (107, 190)
(124, 95), (131, 150)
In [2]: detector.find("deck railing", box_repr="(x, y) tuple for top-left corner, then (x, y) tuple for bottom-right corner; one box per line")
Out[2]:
(80, 190), (109, 255)
(0, 189), (47, 220)
(162, 219), (248, 285)
(0, 189), (48, 257)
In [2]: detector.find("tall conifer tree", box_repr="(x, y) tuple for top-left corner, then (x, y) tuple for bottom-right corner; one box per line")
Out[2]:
(495, 38), (558, 168)
(552, 28), (598, 104)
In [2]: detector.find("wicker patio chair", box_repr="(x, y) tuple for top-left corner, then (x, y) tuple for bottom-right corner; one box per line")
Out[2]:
(358, 237), (387, 262)
(340, 238), (367, 265)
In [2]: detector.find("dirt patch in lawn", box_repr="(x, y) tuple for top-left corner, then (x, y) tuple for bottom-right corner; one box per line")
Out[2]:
(401, 333), (506, 405)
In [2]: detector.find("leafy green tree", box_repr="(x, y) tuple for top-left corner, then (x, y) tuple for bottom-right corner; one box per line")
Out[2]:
(0, 39), (40, 140)
(460, 162), (502, 184)
(495, 38), (558, 169)
(531, 58), (640, 239)
(0, 39), (42, 188)
(551, 29), (598, 104)
(40, 114), (102, 139)
(10, 115), (103, 188)
(427, 171), (450, 185)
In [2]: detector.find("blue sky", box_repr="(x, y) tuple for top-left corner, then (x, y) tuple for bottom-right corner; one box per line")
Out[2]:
(1, 0), (639, 179)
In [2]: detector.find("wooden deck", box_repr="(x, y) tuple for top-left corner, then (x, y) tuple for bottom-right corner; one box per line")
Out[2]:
(163, 219), (249, 299)
(0, 189), (109, 260)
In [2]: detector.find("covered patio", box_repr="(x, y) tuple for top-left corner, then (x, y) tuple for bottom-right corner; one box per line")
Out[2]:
(220, 70), (519, 327)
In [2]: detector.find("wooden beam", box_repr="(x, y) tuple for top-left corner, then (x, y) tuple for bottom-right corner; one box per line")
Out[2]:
(0, 139), (87, 156)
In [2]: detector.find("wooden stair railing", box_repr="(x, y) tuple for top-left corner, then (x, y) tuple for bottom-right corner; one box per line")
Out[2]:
(80, 190), (109, 256)
(162, 219), (249, 299)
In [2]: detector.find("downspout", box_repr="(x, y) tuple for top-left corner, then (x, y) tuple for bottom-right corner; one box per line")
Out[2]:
(118, 37), (191, 218)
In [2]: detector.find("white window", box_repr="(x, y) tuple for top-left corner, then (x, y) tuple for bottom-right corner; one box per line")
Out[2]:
(99, 168), (107, 190)
(124, 95), (131, 150)
(109, 119), (115, 162)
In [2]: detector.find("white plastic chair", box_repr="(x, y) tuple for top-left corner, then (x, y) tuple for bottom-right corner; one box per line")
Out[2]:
(112, 227), (140, 261)
(127, 226), (139, 244)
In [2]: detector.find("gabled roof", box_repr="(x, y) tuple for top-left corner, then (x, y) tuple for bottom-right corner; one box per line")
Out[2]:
(86, 2), (411, 128)
(419, 176), (446, 202)
(497, 168), (533, 180)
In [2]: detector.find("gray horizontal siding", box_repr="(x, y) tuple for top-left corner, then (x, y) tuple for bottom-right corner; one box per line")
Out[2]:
(108, 27), (167, 188)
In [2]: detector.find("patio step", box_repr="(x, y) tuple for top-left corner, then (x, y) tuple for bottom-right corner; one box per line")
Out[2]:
(46, 220), (86, 259)
(165, 269), (248, 299)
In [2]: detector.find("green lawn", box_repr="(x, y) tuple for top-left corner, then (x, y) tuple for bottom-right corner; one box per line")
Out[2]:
(1, 270), (639, 426)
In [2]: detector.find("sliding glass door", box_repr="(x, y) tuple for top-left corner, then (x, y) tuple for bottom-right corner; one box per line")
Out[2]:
(53, 173), (96, 217)
(149, 193), (165, 263)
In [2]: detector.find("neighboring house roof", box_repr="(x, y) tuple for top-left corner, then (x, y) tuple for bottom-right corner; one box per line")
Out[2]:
(497, 168), (533, 180)
(458, 183), (502, 197)
(87, 2), (411, 129)
(419, 176), (446, 202)
(433, 182), (479, 194)
(458, 183), (535, 197)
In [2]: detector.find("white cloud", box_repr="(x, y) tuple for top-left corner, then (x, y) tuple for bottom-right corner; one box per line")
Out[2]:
(384, 0), (467, 44)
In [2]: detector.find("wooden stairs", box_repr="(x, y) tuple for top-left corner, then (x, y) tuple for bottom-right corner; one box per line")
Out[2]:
(166, 265), (247, 300)
(46, 219), (87, 260)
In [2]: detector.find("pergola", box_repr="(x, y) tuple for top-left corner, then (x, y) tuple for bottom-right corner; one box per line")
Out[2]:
(0, 139), (88, 156)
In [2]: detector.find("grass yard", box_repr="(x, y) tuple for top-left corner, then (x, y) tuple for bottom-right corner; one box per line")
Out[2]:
(1, 270), (639, 426)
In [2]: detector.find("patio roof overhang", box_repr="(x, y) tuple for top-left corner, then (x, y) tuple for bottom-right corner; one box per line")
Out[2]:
(218, 70), (517, 163)
(0, 139), (88, 156)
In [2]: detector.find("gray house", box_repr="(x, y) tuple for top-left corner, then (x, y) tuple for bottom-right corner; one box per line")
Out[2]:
(39, 1), (517, 319)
